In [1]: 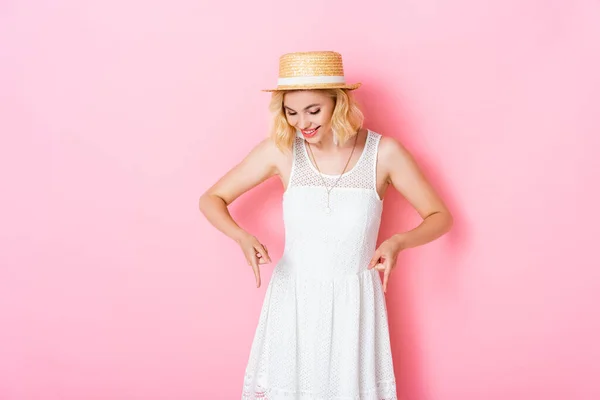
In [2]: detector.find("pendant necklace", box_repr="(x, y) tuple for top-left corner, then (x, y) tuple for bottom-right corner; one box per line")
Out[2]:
(307, 132), (359, 214)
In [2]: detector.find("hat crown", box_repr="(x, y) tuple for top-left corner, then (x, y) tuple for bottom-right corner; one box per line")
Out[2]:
(262, 51), (360, 91)
(279, 51), (345, 78)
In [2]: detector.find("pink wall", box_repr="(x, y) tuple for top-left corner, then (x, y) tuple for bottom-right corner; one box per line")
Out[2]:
(1, 1), (599, 399)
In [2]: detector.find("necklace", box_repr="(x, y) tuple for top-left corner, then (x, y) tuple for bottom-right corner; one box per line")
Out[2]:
(307, 131), (359, 214)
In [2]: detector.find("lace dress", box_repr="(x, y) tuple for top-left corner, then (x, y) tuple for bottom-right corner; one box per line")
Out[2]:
(242, 130), (397, 399)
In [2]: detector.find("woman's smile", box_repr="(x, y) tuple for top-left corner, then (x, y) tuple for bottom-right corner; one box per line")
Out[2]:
(300, 126), (320, 138)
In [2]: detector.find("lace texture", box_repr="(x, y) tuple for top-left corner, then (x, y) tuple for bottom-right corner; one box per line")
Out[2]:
(242, 131), (397, 399)
(289, 130), (381, 193)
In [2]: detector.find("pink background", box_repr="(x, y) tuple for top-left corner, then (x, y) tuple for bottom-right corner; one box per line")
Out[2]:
(1, 1), (599, 399)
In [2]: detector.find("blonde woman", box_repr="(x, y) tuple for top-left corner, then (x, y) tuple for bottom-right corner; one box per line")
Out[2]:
(199, 51), (453, 399)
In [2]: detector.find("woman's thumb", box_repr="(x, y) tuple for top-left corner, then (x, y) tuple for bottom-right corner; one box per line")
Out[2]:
(368, 251), (380, 269)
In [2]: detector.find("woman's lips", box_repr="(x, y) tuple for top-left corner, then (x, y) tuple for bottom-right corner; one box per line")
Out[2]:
(301, 126), (320, 137)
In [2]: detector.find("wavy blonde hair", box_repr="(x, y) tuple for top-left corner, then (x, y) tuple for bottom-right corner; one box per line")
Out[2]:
(268, 89), (364, 151)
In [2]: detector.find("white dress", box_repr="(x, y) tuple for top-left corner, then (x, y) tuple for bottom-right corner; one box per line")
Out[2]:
(242, 130), (397, 399)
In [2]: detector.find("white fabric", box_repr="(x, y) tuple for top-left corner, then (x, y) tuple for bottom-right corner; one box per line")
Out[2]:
(242, 130), (397, 399)
(277, 75), (346, 86)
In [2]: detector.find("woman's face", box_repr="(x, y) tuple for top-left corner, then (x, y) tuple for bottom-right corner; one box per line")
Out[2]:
(283, 90), (335, 142)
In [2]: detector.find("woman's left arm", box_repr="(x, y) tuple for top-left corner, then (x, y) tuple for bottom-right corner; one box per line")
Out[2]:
(368, 136), (454, 293)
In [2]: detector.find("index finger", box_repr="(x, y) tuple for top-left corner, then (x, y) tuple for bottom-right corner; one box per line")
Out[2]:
(250, 254), (261, 288)
(382, 266), (391, 294)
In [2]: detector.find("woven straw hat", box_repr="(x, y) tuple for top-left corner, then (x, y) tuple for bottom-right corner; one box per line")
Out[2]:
(262, 51), (361, 92)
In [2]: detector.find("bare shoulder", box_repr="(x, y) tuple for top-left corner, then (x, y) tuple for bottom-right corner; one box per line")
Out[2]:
(377, 135), (416, 176)
(378, 135), (409, 156)
(252, 136), (291, 176)
(203, 135), (290, 205)
(375, 133), (450, 219)
(252, 136), (279, 156)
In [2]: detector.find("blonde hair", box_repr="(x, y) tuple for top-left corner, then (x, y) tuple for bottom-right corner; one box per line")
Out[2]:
(268, 89), (364, 151)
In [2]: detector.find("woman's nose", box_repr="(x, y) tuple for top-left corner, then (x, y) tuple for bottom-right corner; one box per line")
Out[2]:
(298, 116), (311, 129)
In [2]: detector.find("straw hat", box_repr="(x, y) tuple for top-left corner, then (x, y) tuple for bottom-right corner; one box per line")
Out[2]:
(262, 51), (361, 92)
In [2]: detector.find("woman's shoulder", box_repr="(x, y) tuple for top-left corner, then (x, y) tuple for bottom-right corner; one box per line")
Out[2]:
(366, 130), (413, 164)
(249, 136), (292, 174)
(251, 135), (288, 154)
(239, 136), (289, 168)
(366, 129), (402, 149)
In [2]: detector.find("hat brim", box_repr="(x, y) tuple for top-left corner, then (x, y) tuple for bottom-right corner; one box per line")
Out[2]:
(261, 82), (361, 92)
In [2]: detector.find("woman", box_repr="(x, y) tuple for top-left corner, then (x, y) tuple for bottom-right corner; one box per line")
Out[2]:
(199, 51), (453, 399)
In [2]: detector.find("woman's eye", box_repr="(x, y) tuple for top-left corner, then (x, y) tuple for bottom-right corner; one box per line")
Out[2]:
(309, 109), (321, 115)
(286, 111), (297, 116)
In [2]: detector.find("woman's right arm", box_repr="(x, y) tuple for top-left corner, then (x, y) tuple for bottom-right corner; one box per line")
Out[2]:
(198, 138), (283, 288)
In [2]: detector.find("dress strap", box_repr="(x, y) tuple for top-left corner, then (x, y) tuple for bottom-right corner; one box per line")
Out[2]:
(286, 132), (303, 190)
(368, 131), (382, 193)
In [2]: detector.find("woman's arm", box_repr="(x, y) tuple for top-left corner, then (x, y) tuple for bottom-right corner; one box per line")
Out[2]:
(380, 136), (453, 249)
(368, 136), (453, 292)
(199, 138), (284, 287)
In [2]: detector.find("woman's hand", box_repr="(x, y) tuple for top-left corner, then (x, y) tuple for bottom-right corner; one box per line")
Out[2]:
(367, 235), (404, 294)
(237, 233), (271, 288)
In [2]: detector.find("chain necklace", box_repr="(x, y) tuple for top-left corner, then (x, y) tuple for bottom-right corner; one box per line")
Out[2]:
(306, 132), (359, 214)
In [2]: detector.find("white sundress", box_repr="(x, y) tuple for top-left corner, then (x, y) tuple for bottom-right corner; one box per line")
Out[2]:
(242, 130), (397, 399)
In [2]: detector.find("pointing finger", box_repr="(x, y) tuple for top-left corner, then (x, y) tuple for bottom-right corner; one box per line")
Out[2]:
(247, 251), (261, 288)
(383, 266), (391, 294)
